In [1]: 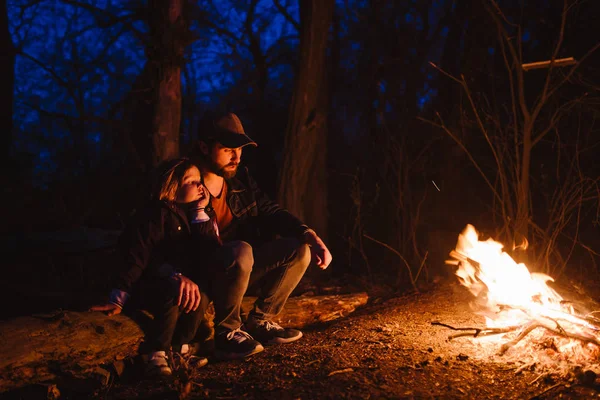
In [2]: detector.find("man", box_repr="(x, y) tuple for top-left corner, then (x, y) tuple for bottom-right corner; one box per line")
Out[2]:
(190, 111), (332, 360)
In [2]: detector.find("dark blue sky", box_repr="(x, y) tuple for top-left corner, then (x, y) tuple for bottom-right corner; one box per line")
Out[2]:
(9, 0), (560, 186)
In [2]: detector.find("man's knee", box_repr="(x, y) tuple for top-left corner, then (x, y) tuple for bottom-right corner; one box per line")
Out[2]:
(224, 241), (254, 274)
(294, 242), (311, 271)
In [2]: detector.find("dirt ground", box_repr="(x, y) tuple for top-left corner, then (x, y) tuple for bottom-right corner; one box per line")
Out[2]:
(6, 278), (600, 399)
(57, 278), (590, 400)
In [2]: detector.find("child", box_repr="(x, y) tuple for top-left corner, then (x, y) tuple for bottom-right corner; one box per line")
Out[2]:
(91, 158), (220, 377)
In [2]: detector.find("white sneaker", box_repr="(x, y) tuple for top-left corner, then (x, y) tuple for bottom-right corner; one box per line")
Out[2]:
(143, 351), (172, 377)
(174, 344), (208, 368)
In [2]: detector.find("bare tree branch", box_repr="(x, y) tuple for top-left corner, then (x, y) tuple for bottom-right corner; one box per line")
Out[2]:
(272, 0), (300, 32)
(59, 0), (147, 44)
(487, 0), (530, 121)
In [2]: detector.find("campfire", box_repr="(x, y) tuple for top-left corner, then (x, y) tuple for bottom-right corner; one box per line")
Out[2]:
(439, 224), (600, 362)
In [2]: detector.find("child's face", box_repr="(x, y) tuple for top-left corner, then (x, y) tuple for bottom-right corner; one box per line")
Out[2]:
(175, 166), (207, 204)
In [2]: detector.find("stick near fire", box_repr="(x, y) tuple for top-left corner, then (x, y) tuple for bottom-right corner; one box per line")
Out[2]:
(431, 321), (520, 339)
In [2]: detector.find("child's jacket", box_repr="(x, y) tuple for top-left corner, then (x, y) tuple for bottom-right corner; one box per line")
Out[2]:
(113, 200), (220, 294)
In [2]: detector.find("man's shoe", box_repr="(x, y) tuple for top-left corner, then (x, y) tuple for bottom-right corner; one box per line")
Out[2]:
(214, 328), (264, 360)
(245, 316), (303, 345)
(173, 344), (208, 369)
(143, 351), (172, 377)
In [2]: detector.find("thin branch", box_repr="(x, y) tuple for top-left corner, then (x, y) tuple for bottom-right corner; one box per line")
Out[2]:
(428, 62), (461, 84)
(363, 233), (417, 291)
(17, 51), (70, 89)
(432, 321), (521, 339)
(529, 0), (568, 125)
(418, 114), (504, 207)
(530, 383), (564, 399)
(413, 251), (428, 283)
(541, 41), (600, 103)
(531, 96), (582, 147)
(460, 75), (511, 201)
(272, 0), (300, 32)
(59, 0), (146, 43)
(487, 0), (530, 120)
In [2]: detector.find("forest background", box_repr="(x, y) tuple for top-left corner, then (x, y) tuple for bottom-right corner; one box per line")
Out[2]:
(1, 0), (599, 319)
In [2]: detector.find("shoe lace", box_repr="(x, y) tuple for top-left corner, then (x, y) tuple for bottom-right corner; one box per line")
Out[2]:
(257, 319), (284, 331)
(226, 328), (255, 343)
(147, 351), (169, 368)
(149, 351), (168, 361)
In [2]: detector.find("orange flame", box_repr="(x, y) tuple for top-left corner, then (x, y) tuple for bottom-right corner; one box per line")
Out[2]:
(447, 225), (594, 332)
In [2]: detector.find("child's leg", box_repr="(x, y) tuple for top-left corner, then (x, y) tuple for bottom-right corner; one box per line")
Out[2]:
(193, 290), (214, 343)
(136, 279), (181, 354)
(171, 290), (209, 351)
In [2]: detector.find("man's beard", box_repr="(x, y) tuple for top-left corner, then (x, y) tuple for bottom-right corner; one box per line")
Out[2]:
(220, 166), (238, 179)
(208, 159), (238, 179)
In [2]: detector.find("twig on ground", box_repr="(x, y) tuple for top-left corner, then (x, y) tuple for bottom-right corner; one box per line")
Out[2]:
(529, 382), (563, 399)
(529, 373), (551, 385)
(499, 322), (541, 355)
(432, 321), (519, 339)
(515, 362), (536, 374)
(328, 368), (354, 377)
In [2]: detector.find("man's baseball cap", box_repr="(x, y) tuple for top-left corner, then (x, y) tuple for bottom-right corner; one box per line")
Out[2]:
(198, 111), (257, 148)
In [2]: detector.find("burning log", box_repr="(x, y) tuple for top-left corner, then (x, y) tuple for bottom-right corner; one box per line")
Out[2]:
(498, 316), (600, 356)
(0, 292), (368, 392)
(434, 309), (600, 355)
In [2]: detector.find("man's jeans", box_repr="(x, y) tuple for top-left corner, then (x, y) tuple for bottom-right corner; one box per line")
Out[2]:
(209, 238), (310, 333)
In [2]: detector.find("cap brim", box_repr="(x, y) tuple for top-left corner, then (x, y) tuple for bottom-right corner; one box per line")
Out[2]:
(215, 131), (257, 148)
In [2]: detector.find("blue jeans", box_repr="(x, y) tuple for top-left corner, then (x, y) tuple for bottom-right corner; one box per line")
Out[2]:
(209, 238), (310, 333)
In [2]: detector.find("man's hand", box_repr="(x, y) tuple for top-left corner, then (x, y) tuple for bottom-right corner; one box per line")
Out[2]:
(172, 274), (201, 313)
(304, 230), (333, 270)
(90, 303), (122, 316)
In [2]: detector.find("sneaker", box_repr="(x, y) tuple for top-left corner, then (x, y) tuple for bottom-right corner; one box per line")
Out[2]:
(143, 351), (172, 377)
(214, 328), (264, 360)
(245, 316), (303, 345)
(173, 344), (208, 369)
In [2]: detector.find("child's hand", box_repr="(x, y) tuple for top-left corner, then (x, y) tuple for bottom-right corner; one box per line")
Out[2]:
(90, 303), (122, 316)
(196, 185), (209, 208)
(171, 274), (201, 313)
(188, 185), (210, 223)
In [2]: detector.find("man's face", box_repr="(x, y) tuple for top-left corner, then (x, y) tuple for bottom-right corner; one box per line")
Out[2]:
(206, 142), (242, 179)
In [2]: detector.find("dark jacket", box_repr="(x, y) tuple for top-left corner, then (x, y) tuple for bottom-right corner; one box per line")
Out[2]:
(114, 200), (219, 293)
(215, 166), (309, 245)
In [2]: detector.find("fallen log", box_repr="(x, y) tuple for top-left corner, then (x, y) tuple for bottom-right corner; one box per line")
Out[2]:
(0, 292), (368, 392)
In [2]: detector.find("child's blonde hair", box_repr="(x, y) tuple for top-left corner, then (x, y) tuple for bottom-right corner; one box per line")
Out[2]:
(152, 158), (198, 202)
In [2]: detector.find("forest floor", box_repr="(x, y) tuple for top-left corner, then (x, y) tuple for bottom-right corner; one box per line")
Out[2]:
(40, 278), (599, 400)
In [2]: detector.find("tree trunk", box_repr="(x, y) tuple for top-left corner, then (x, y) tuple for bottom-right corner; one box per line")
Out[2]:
(148, 0), (187, 166)
(0, 0), (14, 164)
(514, 121), (533, 252)
(277, 0), (334, 239)
(0, 293), (368, 392)
(124, 0), (188, 172)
